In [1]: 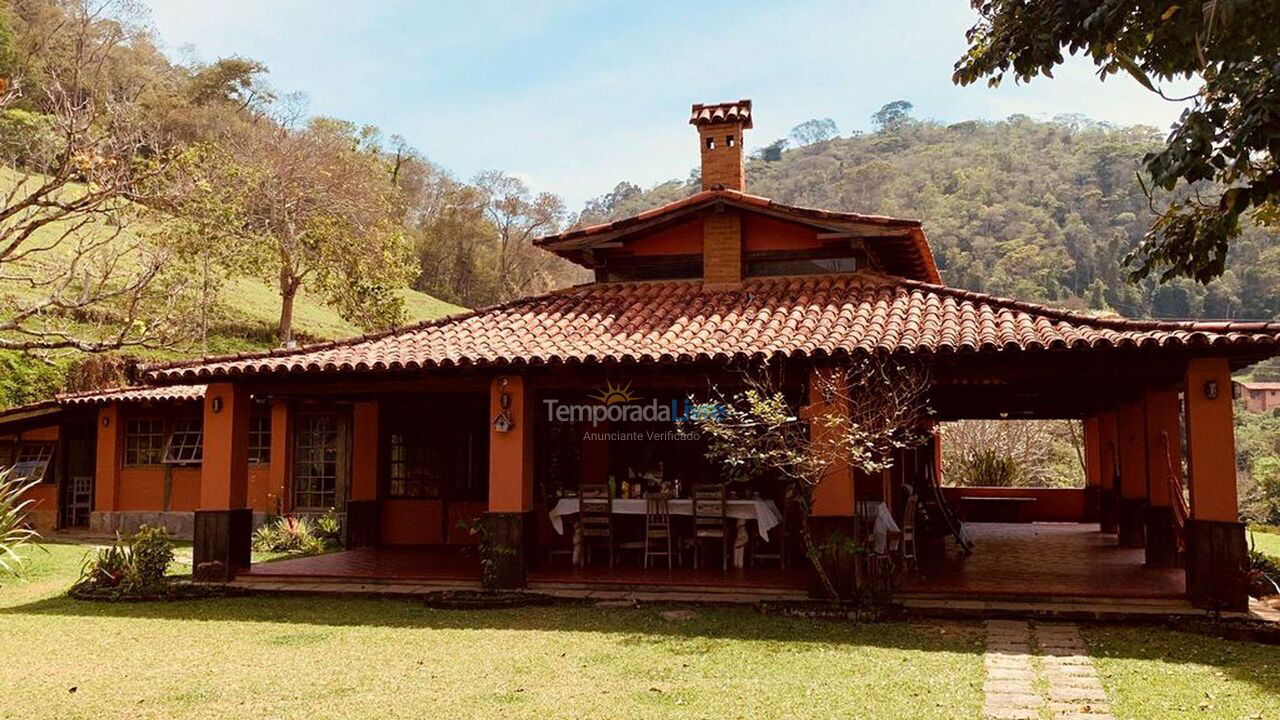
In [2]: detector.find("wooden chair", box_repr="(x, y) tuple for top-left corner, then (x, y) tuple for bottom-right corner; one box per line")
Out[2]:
(643, 493), (674, 569)
(692, 483), (730, 570)
(579, 484), (614, 567)
(750, 501), (786, 570)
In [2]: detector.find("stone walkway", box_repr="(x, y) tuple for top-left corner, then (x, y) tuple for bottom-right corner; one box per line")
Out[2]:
(982, 620), (1114, 720)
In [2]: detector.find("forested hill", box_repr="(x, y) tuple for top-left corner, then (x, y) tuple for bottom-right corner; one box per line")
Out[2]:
(583, 115), (1279, 322)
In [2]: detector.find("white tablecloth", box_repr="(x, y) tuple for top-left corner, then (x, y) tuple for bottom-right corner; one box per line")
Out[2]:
(857, 500), (900, 554)
(549, 497), (783, 541)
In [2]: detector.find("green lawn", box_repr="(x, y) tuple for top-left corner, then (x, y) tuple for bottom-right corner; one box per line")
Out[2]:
(1250, 528), (1280, 562)
(2, 542), (1278, 719)
(1, 542), (985, 719)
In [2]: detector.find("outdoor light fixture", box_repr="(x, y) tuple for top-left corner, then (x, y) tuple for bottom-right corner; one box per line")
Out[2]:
(101, 415), (110, 428)
(211, 396), (224, 413)
(1203, 380), (1219, 400)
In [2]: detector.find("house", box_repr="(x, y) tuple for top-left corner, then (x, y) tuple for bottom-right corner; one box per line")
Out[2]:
(1238, 380), (1280, 413)
(4, 100), (1278, 611)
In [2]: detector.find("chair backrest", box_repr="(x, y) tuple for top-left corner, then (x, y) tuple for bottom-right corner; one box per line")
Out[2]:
(580, 483), (612, 530)
(645, 493), (671, 529)
(902, 495), (918, 534)
(692, 483), (727, 528)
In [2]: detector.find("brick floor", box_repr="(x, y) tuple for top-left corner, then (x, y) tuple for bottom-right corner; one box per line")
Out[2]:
(906, 522), (1185, 599)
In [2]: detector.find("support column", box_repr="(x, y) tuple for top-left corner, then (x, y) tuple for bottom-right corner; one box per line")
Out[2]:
(1183, 358), (1248, 611)
(1097, 409), (1119, 534)
(1143, 388), (1181, 566)
(802, 367), (861, 598)
(1116, 400), (1148, 548)
(483, 375), (536, 588)
(266, 399), (290, 514)
(1082, 416), (1103, 523)
(194, 383), (252, 582)
(89, 404), (121, 534)
(346, 400), (380, 548)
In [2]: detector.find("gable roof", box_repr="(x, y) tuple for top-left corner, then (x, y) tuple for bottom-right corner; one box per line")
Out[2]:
(534, 189), (942, 284)
(140, 272), (1280, 384)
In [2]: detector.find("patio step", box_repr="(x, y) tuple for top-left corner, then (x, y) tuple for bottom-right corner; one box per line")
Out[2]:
(895, 592), (1223, 621)
(230, 574), (481, 596)
(528, 579), (811, 604)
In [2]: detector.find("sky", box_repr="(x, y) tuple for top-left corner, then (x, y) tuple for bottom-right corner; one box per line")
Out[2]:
(144, 0), (1193, 211)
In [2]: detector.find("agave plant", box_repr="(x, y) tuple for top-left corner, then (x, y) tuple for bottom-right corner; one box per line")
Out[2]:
(0, 470), (43, 577)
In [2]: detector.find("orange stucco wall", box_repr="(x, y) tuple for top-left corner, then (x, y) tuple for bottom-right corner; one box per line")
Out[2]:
(742, 214), (823, 252)
(941, 487), (1089, 522)
(1083, 417), (1102, 488)
(807, 368), (854, 516)
(627, 219), (703, 256)
(489, 376), (534, 513)
(1117, 400), (1148, 499)
(1144, 388), (1181, 507)
(200, 383), (250, 510)
(381, 499), (443, 544)
(1184, 358), (1238, 522)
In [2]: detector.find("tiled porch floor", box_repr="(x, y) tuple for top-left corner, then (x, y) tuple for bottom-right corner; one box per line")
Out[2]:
(246, 546), (481, 581)
(903, 522), (1186, 599)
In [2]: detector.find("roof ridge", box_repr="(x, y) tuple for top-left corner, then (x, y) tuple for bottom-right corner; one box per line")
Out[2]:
(138, 287), (590, 378)
(890, 276), (1280, 333)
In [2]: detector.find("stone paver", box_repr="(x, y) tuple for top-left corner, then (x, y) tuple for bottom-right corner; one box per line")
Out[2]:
(982, 621), (1115, 720)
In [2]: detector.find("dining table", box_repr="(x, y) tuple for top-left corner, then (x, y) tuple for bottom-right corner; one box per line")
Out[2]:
(548, 497), (783, 569)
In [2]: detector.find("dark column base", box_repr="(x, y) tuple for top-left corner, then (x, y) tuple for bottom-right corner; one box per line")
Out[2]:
(1185, 519), (1249, 612)
(804, 516), (864, 600)
(1116, 497), (1146, 548)
(345, 500), (380, 549)
(193, 508), (252, 582)
(1082, 486), (1100, 523)
(1099, 489), (1118, 534)
(480, 511), (537, 590)
(1144, 505), (1180, 567)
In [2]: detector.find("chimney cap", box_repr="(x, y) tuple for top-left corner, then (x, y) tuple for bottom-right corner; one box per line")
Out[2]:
(690, 99), (752, 129)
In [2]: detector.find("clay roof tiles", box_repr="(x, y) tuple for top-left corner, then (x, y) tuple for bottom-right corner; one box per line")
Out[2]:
(689, 100), (752, 128)
(56, 384), (206, 405)
(141, 274), (1280, 383)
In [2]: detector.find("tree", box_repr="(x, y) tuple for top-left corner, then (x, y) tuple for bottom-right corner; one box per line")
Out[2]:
(872, 101), (914, 132)
(756, 138), (789, 162)
(473, 170), (566, 301)
(686, 357), (932, 598)
(953, 0), (1280, 285)
(0, 0), (197, 353)
(789, 118), (839, 146)
(183, 114), (416, 344)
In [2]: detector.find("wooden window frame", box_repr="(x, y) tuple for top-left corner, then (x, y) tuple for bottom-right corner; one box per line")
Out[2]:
(292, 412), (344, 511)
(10, 442), (56, 484)
(248, 412), (271, 466)
(124, 418), (166, 467)
(162, 417), (204, 465)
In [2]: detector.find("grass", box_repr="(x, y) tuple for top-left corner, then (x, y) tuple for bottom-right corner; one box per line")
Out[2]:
(1082, 626), (1280, 719)
(1249, 527), (1280, 563)
(0, 542), (988, 719)
(2, 541), (1279, 719)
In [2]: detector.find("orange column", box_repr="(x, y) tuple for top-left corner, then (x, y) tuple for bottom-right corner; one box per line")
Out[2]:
(1116, 399), (1148, 547)
(351, 401), (379, 502)
(1143, 387), (1182, 565)
(806, 368), (853, 517)
(1097, 409), (1119, 533)
(194, 382), (252, 582)
(93, 403), (121, 516)
(489, 376), (533, 513)
(266, 399), (290, 513)
(1182, 357), (1247, 611)
(1183, 359), (1237, 522)
(200, 383), (250, 511)
(1083, 416), (1102, 489)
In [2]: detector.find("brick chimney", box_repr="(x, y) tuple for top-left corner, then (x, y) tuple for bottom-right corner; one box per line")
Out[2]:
(689, 99), (752, 192)
(691, 100), (751, 288)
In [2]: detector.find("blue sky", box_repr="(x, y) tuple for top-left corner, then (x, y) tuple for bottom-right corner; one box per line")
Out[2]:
(145, 0), (1192, 211)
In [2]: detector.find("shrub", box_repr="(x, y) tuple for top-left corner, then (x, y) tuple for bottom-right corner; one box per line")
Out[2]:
(1248, 549), (1280, 598)
(130, 525), (174, 587)
(0, 470), (41, 578)
(955, 448), (1021, 487)
(73, 525), (174, 596)
(252, 515), (331, 555)
(314, 508), (342, 543)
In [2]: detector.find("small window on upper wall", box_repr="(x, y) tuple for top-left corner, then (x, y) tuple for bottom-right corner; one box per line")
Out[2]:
(248, 412), (272, 465)
(725, 135), (735, 147)
(11, 443), (55, 483)
(163, 418), (203, 465)
(125, 419), (165, 465)
(705, 137), (715, 150)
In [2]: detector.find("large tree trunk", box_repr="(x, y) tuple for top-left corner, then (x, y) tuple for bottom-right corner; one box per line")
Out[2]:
(279, 268), (298, 346)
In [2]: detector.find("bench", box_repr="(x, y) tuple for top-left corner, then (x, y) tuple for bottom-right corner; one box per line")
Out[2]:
(959, 496), (1037, 523)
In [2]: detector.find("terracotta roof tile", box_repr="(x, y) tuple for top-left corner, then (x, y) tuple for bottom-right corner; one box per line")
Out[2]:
(142, 274), (1280, 383)
(689, 100), (752, 128)
(57, 384), (206, 406)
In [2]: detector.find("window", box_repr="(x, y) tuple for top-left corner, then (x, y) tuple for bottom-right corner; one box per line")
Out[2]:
(163, 418), (203, 464)
(125, 419), (165, 465)
(388, 432), (443, 498)
(10, 443), (55, 483)
(725, 135), (735, 147)
(249, 413), (271, 465)
(385, 400), (488, 501)
(293, 414), (339, 509)
(705, 137), (715, 150)
(746, 252), (861, 278)
(0, 442), (14, 469)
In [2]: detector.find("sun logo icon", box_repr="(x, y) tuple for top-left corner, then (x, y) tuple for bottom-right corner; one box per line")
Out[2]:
(590, 380), (640, 405)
